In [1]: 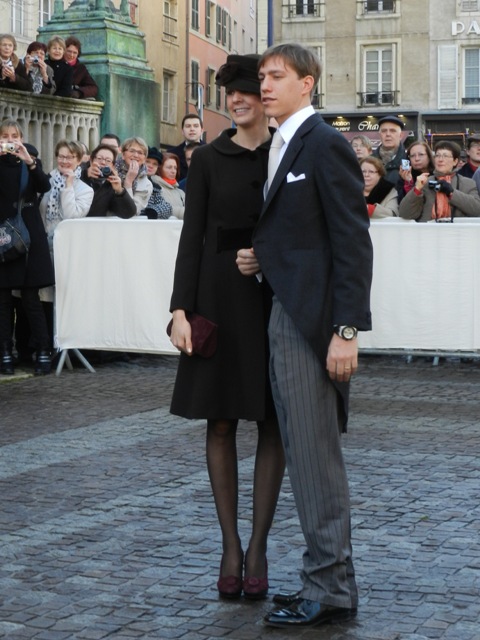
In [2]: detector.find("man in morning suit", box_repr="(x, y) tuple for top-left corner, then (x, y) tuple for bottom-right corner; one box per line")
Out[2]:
(237, 44), (373, 628)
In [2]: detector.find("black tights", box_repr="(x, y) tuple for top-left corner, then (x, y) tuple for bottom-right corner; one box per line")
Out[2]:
(206, 417), (285, 578)
(0, 288), (50, 350)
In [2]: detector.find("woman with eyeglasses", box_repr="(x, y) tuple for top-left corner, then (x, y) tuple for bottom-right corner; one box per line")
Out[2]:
(397, 141), (434, 203)
(81, 143), (136, 218)
(360, 156), (398, 218)
(116, 137), (152, 215)
(399, 140), (480, 222)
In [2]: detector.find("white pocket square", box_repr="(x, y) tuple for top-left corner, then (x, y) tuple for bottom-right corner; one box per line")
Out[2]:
(287, 172), (306, 183)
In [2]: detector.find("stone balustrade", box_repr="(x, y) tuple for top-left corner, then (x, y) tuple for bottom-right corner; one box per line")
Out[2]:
(0, 88), (104, 171)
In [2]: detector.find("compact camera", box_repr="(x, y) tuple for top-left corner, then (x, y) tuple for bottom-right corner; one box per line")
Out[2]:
(401, 159), (411, 171)
(0, 142), (16, 153)
(100, 166), (112, 177)
(428, 178), (442, 191)
(2, 60), (13, 67)
(32, 56), (40, 64)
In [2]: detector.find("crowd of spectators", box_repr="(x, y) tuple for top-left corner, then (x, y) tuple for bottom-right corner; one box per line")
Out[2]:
(1, 32), (98, 99)
(351, 115), (480, 221)
(3, 30), (480, 374)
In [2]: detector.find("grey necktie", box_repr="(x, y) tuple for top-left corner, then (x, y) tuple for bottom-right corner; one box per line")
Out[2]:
(268, 130), (284, 189)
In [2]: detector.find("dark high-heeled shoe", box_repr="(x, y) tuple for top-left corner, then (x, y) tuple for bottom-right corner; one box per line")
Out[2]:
(0, 344), (14, 375)
(243, 557), (269, 600)
(217, 555), (243, 599)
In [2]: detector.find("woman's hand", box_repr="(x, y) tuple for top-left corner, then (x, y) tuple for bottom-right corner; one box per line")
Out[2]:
(87, 163), (102, 180)
(108, 169), (124, 194)
(1, 62), (15, 82)
(124, 159), (139, 189)
(36, 57), (49, 82)
(169, 310), (193, 355)
(62, 169), (76, 188)
(8, 141), (34, 166)
(399, 167), (412, 183)
(415, 172), (429, 192)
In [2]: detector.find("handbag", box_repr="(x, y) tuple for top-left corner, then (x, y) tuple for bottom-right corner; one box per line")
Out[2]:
(0, 162), (31, 263)
(166, 312), (218, 358)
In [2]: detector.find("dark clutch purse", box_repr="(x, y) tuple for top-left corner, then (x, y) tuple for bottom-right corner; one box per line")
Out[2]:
(166, 312), (218, 358)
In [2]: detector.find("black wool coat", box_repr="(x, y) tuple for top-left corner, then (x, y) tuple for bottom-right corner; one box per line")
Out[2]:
(0, 155), (54, 289)
(46, 58), (73, 97)
(170, 129), (275, 421)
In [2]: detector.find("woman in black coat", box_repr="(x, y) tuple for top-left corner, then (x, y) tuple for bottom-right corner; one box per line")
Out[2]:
(0, 119), (54, 375)
(82, 143), (136, 218)
(168, 55), (285, 600)
(46, 36), (73, 97)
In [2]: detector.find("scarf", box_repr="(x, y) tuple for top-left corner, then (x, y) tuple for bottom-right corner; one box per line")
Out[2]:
(45, 166), (82, 237)
(115, 157), (148, 191)
(365, 177), (394, 206)
(29, 65), (44, 94)
(162, 176), (178, 186)
(431, 173), (455, 220)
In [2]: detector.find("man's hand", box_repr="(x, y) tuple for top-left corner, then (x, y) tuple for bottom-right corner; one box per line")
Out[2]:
(326, 334), (358, 382)
(236, 247), (260, 276)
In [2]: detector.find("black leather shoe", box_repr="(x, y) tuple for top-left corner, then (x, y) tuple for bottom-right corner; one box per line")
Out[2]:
(264, 598), (357, 628)
(272, 590), (302, 606)
(34, 350), (51, 376)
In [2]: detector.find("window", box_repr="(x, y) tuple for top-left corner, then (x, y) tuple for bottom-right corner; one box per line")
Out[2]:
(216, 83), (222, 111)
(162, 72), (177, 123)
(361, 46), (396, 106)
(309, 46), (323, 109)
(364, 0), (395, 11)
(465, 49), (480, 102)
(164, 1), (178, 42)
(461, 0), (480, 10)
(191, 0), (199, 30)
(39, 0), (52, 27)
(206, 67), (215, 106)
(11, 0), (25, 35)
(191, 60), (200, 100)
(205, 0), (213, 37)
(216, 6), (222, 42)
(284, 1), (325, 19)
(438, 45), (458, 109)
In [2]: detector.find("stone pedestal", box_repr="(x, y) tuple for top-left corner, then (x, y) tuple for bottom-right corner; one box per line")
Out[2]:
(39, 0), (159, 144)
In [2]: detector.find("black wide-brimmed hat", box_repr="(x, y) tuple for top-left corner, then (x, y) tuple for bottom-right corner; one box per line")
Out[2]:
(215, 54), (261, 95)
(147, 146), (163, 163)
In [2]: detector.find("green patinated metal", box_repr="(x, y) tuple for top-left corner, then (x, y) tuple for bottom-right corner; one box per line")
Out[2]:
(39, 0), (159, 144)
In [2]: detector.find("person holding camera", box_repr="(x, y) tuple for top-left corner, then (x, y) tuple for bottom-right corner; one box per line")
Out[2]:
(81, 143), (136, 218)
(23, 42), (55, 95)
(399, 140), (480, 222)
(0, 34), (32, 92)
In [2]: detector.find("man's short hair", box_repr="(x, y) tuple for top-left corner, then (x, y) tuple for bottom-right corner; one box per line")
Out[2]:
(259, 43), (321, 85)
(101, 133), (121, 147)
(181, 113), (203, 128)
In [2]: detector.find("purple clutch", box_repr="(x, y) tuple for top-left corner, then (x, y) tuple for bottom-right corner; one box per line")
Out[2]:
(167, 312), (218, 358)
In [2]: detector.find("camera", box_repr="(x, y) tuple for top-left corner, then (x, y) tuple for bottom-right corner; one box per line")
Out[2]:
(2, 60), (13, 67)
(428, 178), (442, 191)
(32, 56), (39, 64)
(100, 166), (112, 177)
(0, 142), (16, 153)
(401, 159), (411, 171)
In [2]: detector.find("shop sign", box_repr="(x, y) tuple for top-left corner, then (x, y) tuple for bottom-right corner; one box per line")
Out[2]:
(452, 21), (480, 36)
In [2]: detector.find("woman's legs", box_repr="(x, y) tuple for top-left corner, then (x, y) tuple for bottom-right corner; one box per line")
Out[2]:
(206, 419), (243, 578)
(245, 417), (285, 578)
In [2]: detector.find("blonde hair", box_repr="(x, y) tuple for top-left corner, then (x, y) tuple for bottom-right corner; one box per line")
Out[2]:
(0, 34), (19, 67)
(47, 36), (66, 53)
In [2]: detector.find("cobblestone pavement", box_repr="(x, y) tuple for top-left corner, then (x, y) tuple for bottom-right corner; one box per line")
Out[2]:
(0, 353), (479, 640)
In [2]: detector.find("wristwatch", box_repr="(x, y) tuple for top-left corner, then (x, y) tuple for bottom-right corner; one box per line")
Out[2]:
(334, 325), (358, 340)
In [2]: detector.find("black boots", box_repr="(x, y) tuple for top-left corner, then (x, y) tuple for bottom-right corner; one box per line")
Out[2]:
(1, 343), (14, 375)
(34, 350), (51, 376)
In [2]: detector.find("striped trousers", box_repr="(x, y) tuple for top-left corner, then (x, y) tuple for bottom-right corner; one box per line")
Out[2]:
(268, 297), (358, 608)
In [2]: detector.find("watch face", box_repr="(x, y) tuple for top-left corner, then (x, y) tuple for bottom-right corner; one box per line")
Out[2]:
(342, 326), (356, 340)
